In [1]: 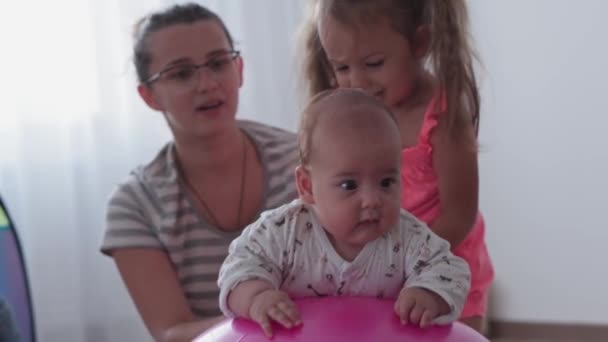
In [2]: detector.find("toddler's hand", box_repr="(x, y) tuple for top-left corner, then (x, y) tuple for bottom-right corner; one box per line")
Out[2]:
(249, 289), (302, 338)
(394, 287), (450, 328)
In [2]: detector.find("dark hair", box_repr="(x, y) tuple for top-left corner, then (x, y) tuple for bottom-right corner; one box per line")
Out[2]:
(133, 3), (234, 84)
(300, 0), (480, 137)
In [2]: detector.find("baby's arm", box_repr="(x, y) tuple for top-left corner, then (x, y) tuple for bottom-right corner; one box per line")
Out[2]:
(228, 279), (275, 318)
(218, 215), (286, 317)
(401, 221), (471, 325)
(229, 279), (300, 338)
(218, 209), (301, 336)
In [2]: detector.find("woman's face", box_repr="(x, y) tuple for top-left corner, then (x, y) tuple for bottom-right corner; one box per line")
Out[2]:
(138, 20), (243, 139)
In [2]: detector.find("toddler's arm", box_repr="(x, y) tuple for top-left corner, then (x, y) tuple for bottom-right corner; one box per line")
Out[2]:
(429, 119), (479, 248)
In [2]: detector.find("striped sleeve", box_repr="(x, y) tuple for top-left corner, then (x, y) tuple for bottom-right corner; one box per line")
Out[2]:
(101, 174), (163, 255)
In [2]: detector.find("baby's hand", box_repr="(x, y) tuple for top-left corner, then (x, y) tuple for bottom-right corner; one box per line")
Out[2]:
(394, 287), (450, 328)
(249, 289), (302, 338)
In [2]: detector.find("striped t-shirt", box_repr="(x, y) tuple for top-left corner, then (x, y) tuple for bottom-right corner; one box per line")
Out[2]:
(101, 120), (299, 317)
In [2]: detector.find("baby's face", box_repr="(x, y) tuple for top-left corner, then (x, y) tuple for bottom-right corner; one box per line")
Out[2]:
(307, 104), (402, 257)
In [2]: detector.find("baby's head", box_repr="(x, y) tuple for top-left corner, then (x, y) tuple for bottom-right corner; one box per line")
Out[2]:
(296, 89), (402, 257)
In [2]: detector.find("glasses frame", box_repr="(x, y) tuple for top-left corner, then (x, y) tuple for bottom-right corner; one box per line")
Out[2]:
(143, 50), (241, 86)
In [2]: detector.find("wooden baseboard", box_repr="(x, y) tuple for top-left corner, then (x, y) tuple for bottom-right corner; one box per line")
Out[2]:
(489, 320), (608, 341)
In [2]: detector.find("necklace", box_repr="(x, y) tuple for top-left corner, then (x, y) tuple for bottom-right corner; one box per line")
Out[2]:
(178, 130), (248, 230)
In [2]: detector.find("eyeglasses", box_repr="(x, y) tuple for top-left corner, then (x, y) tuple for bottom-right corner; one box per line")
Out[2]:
(144, 50), (240, 88)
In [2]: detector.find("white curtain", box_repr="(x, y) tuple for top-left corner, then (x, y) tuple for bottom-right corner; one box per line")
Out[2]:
(0, 1), (304, 341)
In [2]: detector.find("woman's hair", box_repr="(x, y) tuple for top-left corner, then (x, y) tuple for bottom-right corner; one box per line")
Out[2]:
(133, 3), (234, 84)
(299, 0), (480, 136)
(298, 88), (396, 166)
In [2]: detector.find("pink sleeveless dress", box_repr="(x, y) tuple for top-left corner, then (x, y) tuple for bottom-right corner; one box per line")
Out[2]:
(401, 96), (494, 318)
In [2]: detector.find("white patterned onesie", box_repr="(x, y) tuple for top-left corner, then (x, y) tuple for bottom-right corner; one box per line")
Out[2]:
(218, 199), (471, 324)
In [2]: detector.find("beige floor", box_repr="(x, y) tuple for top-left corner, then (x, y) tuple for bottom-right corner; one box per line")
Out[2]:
(493, 339), (604, 342)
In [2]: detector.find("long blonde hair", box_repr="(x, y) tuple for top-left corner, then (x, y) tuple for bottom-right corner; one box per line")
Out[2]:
(298, 0), (480, 136)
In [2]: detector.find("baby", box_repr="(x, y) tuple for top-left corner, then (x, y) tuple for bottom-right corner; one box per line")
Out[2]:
(218, 89), (470, 337)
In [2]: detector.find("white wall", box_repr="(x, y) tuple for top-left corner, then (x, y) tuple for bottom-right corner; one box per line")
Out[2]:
(470, 0), (608, 324)
(0, 1), (307, 341)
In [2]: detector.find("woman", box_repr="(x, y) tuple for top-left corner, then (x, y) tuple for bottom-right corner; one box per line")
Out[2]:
(100, 4), (298, 341)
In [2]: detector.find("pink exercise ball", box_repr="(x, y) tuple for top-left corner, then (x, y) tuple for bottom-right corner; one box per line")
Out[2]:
(195, 297), (488, 341)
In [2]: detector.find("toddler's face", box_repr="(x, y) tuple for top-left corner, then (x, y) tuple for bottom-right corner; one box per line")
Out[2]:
(318, 16), (425, 112)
